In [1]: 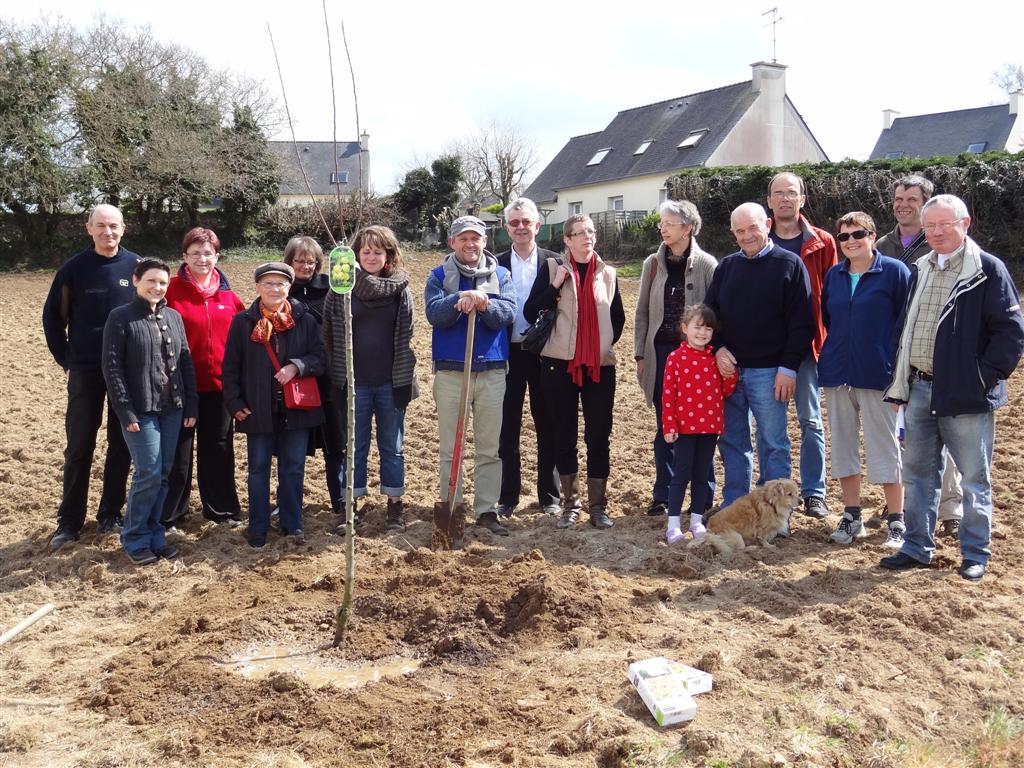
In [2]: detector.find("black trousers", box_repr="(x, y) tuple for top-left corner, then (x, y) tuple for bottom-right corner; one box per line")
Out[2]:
(162, 390), (241, 524)
(57, 368), (130, 532)
(539, 358), (615, 479)
(499, 343), (560, 508)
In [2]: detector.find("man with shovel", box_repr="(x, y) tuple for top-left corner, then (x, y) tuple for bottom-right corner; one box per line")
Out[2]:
(425, 216), (517, 544)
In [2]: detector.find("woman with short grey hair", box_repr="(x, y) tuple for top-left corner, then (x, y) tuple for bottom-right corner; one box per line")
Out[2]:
(634, 199), (718, 516)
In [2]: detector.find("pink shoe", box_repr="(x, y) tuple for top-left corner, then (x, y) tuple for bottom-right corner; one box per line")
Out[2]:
(666, 527), (685, 545)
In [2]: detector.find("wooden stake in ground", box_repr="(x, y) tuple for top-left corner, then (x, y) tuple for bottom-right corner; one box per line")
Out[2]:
(328, 245), (357, 647)
(0, 604), (55, 647)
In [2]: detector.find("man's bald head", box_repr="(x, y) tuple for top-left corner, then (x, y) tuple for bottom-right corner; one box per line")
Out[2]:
(730, 203), (770, 257)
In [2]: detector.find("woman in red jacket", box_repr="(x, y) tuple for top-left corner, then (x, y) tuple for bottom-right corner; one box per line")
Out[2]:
(662, 304), (737, 544)
(162, 227), (246, 527)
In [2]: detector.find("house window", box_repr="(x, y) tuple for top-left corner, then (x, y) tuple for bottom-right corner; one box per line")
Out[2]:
(966, 142), (987, 153)
(608, 196), (624, 212)
(587, 148), (612, 166)
(569, 201), (583, 216)
(677, 130), (708, 149)
(330, 171), (349, 184)
(659, 188), (668, 203)
(885, 151), (904, 159)
(634, 140), (653, 155)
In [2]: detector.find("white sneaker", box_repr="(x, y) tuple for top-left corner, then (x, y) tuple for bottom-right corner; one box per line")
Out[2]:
(829, 513), (866, 545)
(883, 520), (906, 549)
(666, 527), (685, 545)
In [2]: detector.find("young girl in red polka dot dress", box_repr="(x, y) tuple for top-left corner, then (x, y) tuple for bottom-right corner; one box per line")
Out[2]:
(662, 304), (737, 544)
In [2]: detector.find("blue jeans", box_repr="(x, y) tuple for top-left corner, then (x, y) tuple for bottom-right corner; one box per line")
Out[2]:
(901, 378), (994, 565)
(343, 383), (405, 498)
(121, 410), (182, 555)
(756, 355), (825, 498)
(720, 367), (791, 507)
(653, 341), (715, 506)
(247, 428), (309, 537)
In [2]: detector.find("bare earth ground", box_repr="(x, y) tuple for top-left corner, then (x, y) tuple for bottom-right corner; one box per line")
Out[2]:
(2, 253), (1023, 768)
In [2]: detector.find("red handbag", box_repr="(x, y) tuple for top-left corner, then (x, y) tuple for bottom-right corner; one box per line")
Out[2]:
(261, 341), (321, 410)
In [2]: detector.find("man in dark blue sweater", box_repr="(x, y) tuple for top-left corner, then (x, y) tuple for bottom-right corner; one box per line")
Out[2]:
(705, 202), (813, 508)
(42, 204), (140, 550)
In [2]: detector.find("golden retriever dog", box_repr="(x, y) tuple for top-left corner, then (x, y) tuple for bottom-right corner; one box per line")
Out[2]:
(689, 478), (801, 555)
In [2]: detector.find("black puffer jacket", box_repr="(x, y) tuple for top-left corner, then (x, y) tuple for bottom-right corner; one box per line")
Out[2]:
(101, 297), (198, 428)
(222, 299), (326, 433)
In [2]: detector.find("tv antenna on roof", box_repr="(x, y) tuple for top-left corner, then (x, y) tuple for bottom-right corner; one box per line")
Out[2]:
(762, 7), (783, 63)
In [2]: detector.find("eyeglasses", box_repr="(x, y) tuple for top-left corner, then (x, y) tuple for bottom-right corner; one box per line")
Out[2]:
(507, 219), (535, 229)
(658, 220), (684, 229)
(258, 281), (290, 290)
(837, 229), (872, 242)
(923, 219), (964, 233)
(291, 259), (318, 266)
(770, 190), (801, 200)
(569, 229), (595, 238)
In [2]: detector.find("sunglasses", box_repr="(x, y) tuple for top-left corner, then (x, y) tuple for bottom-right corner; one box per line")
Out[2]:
(837, 229), (872, 242)
(507, 219), (535, 229)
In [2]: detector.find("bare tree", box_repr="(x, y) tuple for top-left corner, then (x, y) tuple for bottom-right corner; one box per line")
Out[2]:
(461, 121), (537, 211)
(992, 63), (1024, 95)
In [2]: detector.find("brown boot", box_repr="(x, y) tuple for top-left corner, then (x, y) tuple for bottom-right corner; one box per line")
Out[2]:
(385, 498), (404, 532)
(556, 473), (582, 529)
(587, 477), (613, 529)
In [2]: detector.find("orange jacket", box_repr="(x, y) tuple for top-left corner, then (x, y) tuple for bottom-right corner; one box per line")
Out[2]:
(769, 215), (837, 360)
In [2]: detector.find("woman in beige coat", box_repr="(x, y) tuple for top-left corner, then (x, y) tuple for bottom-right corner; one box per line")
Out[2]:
(634, 200), (717, 516)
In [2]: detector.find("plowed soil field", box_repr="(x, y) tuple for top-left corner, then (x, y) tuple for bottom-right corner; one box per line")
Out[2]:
(2, 253), (1022, 768)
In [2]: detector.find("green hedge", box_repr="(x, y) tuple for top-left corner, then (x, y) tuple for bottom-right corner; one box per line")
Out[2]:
(662, 152), (1024, 270)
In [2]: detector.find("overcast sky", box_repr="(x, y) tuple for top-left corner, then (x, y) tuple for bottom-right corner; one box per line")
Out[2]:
(4, 0), (1021, 195)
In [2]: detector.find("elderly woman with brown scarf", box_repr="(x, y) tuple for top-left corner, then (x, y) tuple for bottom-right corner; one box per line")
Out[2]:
(523, 214), (625, 530)
(222, 262), (325, 549)
(634, 200), (718, 517)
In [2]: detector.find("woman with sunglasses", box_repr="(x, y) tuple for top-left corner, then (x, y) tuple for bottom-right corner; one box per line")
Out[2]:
(523, 214), (624, 530)
(818, 212), (911, 548)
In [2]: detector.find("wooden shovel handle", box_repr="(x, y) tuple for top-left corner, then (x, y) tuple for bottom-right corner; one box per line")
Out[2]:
(446, 308), (476, 515)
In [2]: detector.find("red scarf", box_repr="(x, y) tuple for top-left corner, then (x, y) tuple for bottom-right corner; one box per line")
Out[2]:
(250, 300), (295, 343)
(184, 265), (219, 300)
(567, 256), (602, 386)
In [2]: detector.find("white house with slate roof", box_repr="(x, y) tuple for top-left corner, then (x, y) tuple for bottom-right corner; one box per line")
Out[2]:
(268, 134), (370, 206)
(524, 62), (828, 221)
(869, 93), (1024, 160)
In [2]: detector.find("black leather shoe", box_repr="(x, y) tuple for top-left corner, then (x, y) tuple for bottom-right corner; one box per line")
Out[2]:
(959, 560), (985, 581)
(646, 500), (668, 516)
(127, 549), (158, 566)
(49, 527), (80, 552)
(495, 504), (516, 519)
(880, 551), (930, 570)
(97, 515), (122, 534)
(476, 512), (509, 536)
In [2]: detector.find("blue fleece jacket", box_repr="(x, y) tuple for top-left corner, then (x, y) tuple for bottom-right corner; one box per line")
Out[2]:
(43, 247), (141, 370)
(818, 252), (911, 390)
(424, 264), (516, 371)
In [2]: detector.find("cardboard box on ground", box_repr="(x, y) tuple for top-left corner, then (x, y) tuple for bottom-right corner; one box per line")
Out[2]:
(627, 657), (713, 726)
